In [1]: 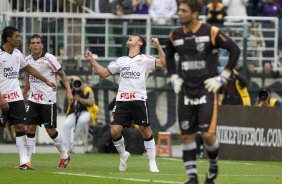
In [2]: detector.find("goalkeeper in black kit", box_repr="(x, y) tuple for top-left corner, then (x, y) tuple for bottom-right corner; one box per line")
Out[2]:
(165, 0), (240, 184)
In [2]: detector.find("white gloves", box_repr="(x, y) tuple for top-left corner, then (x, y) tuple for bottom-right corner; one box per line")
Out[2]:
(204, 69), (231, 93)
(170, 74), (183, 94)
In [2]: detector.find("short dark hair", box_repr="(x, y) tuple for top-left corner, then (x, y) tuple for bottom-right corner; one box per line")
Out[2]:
(179, 0), (203, 13)
(1, 26), (18, 43)
(133, 33), (146, 52)
(29, 34), (43, 44)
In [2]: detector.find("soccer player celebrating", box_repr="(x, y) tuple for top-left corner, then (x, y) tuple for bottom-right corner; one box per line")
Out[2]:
(85, 34), (166, 173)
(0, 26), (57, 170)
(22, 34), (73, 169)
(166, 0), (240, 183)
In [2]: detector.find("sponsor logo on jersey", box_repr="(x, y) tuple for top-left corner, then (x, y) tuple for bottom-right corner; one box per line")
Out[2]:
(31, 92), (43, 101)
(184, 95), (207, 105)
(3, 67), (19, 79)
(2, 91), (20, 100)
(181, 60), (206, 71)
(120, 67), (140, 79)
(120, 92), (136, 99)
(195, 36), (210, 43)
(30, 75), (43, 83)
(173, 39), (184, 46)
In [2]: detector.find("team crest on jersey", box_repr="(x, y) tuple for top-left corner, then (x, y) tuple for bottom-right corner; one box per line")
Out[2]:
(181, 120), (190, 130)
(196, 42), (205, 52)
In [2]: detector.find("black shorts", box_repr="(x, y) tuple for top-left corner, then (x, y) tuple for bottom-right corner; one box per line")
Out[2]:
(178, 92), (217, 134)
(26, 101), (57, 128)
(111, 100), (150, 127)
(0, 100), (27, 127)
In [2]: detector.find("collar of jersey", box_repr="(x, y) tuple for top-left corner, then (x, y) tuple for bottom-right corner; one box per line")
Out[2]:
(32, 52), (46, 60)
(0, 46), (14, 54)
(129, 52), (142, 58)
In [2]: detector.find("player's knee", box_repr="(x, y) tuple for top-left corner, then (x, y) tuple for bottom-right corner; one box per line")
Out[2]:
(26, 125), (36, 134)
(14, 124), (26, 133)
(202, 132), (216, 145)
(110, 127), (121, 139)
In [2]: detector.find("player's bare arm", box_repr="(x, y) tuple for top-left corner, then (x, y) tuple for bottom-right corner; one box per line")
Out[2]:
(84, 50), (111, 78)
(57, 69), (73, 105)
(0, 94), (9, 111)
(22, 75), (30, 102)
(151, 38), (166, 69)
(23, 64), (57, 91)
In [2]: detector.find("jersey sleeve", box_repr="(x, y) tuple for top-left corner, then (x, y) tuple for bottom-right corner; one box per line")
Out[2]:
(211, 26), (240, 71)
(107, 58), (121, 74)
(19, 52), (28, 69)
(46, 54), (62, 72)
(165, 31), (177, 75)
(145, 55), (157, 72)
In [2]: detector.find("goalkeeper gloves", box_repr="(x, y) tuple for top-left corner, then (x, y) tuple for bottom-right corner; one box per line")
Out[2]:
(170, 74), (183, 94)
(204, 69), (231, 93)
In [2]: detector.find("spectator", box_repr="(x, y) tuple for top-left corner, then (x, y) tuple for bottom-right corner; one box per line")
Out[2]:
(222, 0), (248, 17)
(206, 0), (226, 27)
(219, 69), (251, 106)
(86, 0), (111, 13)
(259, 0), (282, 19)
(258, 62), (280, 78)
(63, 76), (99, 153)
(65, 58), (77, 71)
(149, 0), (178, 25)
(112, 0), (133, 15)
(255, 88), (281, 107)
(132, 0), (151, 14)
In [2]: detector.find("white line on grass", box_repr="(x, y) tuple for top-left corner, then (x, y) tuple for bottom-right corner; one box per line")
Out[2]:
(158, 157), (280, 168)
(53, 172), (183, 184)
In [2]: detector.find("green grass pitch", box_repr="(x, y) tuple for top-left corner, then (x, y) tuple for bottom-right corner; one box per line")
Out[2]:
(0, 153), (282, 184)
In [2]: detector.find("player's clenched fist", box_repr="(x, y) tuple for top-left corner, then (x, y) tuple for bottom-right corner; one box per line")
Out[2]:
(84, 50), (93, 61)
(151, 38), (160, 47)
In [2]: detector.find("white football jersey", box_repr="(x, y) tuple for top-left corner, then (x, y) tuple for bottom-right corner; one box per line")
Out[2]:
(0, 47), (27, 102)
(25, 53), (61, 104)
(107, 54), (156, 101)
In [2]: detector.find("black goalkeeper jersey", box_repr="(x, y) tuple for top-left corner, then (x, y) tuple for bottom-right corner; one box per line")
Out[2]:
(166, 22), (240, 97)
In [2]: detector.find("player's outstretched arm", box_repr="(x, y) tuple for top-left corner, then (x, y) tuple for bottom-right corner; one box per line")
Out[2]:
(23, 65), (57, 91)
(151, 38), (166, 69)
(84, 50), (111, 78)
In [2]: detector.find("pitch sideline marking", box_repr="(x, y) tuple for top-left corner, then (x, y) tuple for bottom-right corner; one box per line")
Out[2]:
(53, 172), (183, 184)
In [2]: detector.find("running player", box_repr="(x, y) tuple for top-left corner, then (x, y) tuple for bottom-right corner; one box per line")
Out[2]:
(0, 26), (57, 170)
(166, 0), (240, 183)
(84, 34), (166, 173)
(22, 34), (73, 169)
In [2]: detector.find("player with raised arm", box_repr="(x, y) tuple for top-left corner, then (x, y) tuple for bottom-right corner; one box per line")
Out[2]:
(166, 0), (240, 183)
(22, 34), (73, 169)
(0, 26), (56, 170)
(85, 34), (166, 173)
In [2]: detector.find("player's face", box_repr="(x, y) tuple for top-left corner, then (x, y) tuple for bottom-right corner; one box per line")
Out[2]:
(126, 35), (141, 48)
(178, 3), (193, 25)
(7, 31), (21, 48)
(29, 38), (43, 54)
